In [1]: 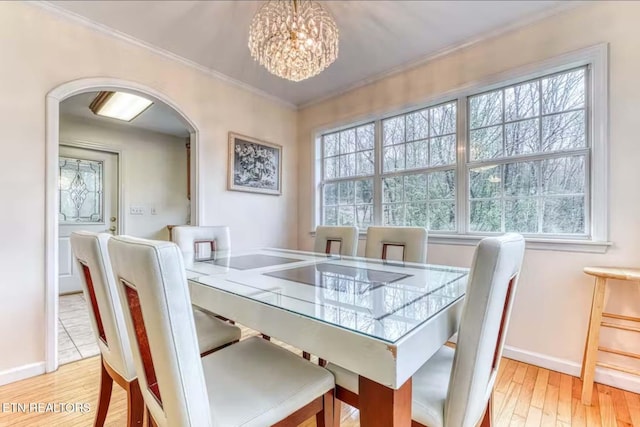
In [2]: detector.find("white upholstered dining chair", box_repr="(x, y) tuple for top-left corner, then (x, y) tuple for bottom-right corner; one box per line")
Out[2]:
(108, 236), (336, 427)
(306, 225), (360, 364)
(171, 225), (237, 324)
(70, 232), (241, 427)
(327, 233), (525, 427)
(313, 226), (359, 256)
(171, 225), (230, 261)
(364, 226), (428, 263)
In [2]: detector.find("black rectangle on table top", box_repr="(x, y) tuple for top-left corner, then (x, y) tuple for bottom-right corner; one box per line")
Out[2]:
(262, 263), (411, 288)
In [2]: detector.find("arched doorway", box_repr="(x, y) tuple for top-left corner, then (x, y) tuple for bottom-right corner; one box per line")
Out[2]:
(45, 77), (202, 372)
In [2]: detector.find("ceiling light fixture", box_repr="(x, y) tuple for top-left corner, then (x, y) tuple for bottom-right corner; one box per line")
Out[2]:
(248, 0), (339, 82)
(89, 91), (153, 122)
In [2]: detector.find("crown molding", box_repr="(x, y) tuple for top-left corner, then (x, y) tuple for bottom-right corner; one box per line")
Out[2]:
(32, 0), (586, 111)
(31, 1), (297, 110)
(297, 1), (587, 110)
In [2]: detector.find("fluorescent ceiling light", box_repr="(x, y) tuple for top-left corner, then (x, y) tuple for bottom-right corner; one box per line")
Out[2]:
(89, 91), (153, 122)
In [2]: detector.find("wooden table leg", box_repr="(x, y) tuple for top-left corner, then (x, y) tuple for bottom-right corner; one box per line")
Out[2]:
(359, 376), (412, 427)
(581, 276), (606, 405)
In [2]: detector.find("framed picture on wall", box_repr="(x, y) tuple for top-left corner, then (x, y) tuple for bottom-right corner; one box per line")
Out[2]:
(228, 132), (282, 195)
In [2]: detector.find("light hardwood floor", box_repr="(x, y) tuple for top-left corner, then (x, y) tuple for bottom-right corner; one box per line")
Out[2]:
(1, 326), (639, 427)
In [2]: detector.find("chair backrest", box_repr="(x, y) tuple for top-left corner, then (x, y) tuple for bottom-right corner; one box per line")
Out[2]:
(69, 231), (136, 381)
(108, 236), (211, 427)
(364, 226), (428, 263)
(444, 234), (525, 427)
(313, 226), (359, 256)
(171, 226), (230, 261)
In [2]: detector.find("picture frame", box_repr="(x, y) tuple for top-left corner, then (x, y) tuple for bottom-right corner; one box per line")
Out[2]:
(227, 132), (282, 195)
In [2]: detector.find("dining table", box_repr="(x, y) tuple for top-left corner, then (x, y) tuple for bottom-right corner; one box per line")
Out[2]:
(186, 247), (469, 427)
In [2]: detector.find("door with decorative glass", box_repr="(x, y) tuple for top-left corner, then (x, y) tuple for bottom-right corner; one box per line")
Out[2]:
(58, 146), (119, 294)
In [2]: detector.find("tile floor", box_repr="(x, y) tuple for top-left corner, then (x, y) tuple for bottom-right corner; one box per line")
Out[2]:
(58, 293), (100, 365)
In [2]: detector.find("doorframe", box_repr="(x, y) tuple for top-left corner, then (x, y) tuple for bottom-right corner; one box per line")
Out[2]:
(45, 77), (202, 372)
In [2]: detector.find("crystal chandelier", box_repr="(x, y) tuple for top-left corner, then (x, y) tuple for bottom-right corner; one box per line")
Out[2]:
(248, 0), (339, 82)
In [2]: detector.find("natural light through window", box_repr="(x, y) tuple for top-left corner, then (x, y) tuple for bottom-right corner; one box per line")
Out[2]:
(317, 64), (594, 240)
(322, 124), (375, 228)
(468, 67), (588, 234)
(381, 102), (457, 230)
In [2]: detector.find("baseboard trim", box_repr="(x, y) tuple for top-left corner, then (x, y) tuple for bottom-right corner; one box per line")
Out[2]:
(504, 345), (640, 394)
(1, 349), (639, 393)
(0, 362), (46, 387)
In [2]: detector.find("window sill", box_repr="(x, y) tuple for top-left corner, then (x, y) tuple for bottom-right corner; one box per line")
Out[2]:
(426, 234), (611, 254)
(308, 231), (612, 254)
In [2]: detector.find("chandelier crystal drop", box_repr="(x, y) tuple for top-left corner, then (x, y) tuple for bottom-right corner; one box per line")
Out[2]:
(248, 0), (339, 82)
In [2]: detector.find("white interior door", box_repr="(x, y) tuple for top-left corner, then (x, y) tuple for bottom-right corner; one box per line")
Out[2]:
(58, 146), (119, 295)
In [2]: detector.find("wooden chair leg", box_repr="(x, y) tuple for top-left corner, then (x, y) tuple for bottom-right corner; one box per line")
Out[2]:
(146, 407), (158, 427)
(480, 397), (492, 427)
(333, 399), (342, 426)
(126, 379), (145, 427)
(94, 357), (113, 427)
(316, 390), (334, 427)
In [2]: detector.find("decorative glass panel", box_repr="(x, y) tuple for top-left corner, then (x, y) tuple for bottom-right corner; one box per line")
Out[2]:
(59, 157), (104, 223)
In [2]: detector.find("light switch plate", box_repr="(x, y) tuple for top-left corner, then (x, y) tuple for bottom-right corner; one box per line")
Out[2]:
(130, 206), (144, 215)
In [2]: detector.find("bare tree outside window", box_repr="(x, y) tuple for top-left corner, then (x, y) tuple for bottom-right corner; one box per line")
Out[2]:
(322, 124), (374, 228)
(469, 67), (587, 235)
(380, 101), (457, 230)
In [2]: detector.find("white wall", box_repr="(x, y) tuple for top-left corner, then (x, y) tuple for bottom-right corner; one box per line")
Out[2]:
(297, 2), (640, 391)
(60, 114), (189, 241)
(0, 2), (297, 380)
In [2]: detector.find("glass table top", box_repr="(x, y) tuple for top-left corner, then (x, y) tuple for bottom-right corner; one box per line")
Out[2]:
(200, 254), (302, 270)
(188, 249), (468, 344)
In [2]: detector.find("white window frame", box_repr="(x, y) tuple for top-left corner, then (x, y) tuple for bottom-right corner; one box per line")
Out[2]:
(319, 123), (377, 228)
(311, 44), (610, 253)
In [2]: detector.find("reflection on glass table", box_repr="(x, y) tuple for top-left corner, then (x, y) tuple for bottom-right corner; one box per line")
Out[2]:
(192, 257), (468, 343)
(263, 263), (411, 291)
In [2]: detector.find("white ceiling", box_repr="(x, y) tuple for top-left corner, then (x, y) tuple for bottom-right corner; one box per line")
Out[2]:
(60, 92), (190, 137)
(49, 1), (568, 107)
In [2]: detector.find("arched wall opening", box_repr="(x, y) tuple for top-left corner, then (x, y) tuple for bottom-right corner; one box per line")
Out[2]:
(45, 77), (202, 372)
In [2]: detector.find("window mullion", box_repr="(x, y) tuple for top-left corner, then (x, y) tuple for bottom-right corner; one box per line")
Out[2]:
(584, 65), (593, 238)
(537, 79), (544, 234)
(319, 136), (325, 226)
(456, 96), (468, 235)
(373, 120), (383, 227)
